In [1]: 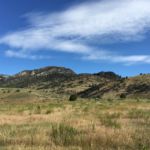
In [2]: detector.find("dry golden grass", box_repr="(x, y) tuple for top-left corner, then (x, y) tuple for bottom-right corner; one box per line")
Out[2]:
(0, 99), (149, 150)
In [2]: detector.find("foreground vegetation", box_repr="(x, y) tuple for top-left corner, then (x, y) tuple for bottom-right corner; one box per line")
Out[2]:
(0, 90), (149, 150)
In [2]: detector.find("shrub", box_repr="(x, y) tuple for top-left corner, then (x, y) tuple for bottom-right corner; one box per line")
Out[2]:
(120, 93), (126, 99)
(45, 109), (52, 114)
(16, 89), (20, 92)
(79, 80), (84, 84)
(69, 94), (77, 101)
(107, 98), (113, 102)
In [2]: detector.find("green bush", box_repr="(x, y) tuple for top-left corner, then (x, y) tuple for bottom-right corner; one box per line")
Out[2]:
(45, 109), (52, 114)
(120, 93), (126, 99)
(69, 94), (77, 101)
(16, 89), (20, 92)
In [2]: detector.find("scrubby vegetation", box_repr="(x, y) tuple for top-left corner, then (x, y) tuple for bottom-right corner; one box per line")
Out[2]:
(0, 66), (150, 99)
(0, 97), (149, 150)
(0, 67), (149, 149)
(69, 94), (78, 101)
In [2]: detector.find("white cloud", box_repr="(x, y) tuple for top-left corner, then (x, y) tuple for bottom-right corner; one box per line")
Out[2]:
(0, 0), (150, 63)
(5, 50), (51, 60)
(25, 0), (150, 39)
(84, 51), (150, 65)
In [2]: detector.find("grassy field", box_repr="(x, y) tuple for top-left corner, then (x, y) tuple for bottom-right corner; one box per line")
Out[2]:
(0, 88), (150, 150)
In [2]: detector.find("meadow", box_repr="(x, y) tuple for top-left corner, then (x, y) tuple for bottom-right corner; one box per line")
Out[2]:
(0, 89), (150, 150)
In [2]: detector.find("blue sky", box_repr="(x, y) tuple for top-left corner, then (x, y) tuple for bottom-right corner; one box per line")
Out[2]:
(0, 0), (150, 76)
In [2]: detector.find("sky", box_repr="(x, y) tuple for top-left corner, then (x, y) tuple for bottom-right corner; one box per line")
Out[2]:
(0, 0), (150, 76)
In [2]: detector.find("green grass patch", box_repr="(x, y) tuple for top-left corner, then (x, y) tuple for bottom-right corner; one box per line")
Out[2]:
(99, 113), (121, 129)
(51, 123), (78, 146)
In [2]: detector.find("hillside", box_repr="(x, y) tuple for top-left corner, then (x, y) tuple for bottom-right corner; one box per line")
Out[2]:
(0, 67), (150, 150)
(0, 66), (149, 99)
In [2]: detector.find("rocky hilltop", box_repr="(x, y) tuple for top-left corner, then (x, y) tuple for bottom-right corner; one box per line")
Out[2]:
(15, 66), (76, 77)
(0, 66), (149, 99)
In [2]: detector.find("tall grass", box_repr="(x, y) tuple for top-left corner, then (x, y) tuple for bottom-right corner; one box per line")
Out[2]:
(51, 123), (78, 146)
(0, 100), (149, 149)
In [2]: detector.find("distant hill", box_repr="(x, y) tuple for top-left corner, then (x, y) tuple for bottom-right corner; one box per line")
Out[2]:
(15, 66), (76, 77)
(0, 66), (149, 99)
(78, 74), (150, 99)
(0, 66), (76, 88)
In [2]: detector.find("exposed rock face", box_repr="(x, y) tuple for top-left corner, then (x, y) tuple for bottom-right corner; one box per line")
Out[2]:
(78, 75), (150, 99)
(78, 81), (122, 98)
(0, 66), (76, 88)
(127, 84), (150, 93)
(15, 66), (76, 77)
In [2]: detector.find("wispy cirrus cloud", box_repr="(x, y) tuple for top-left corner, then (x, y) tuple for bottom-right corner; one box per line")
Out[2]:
(5, 50), (51, 60)
(0, 0), (150, 64)
(84, 51), (150, 65)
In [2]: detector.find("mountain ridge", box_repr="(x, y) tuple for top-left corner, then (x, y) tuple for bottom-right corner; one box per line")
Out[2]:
(0, 66), (149, 99)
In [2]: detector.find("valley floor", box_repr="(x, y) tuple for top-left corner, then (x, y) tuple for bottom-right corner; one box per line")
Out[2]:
(0, 96), (150, 150)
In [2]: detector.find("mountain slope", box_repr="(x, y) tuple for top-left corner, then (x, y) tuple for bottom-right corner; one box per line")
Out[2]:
(0, 66), (76, 88)
(0, 66), (149, 99)
(78, 74), (150, 99)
